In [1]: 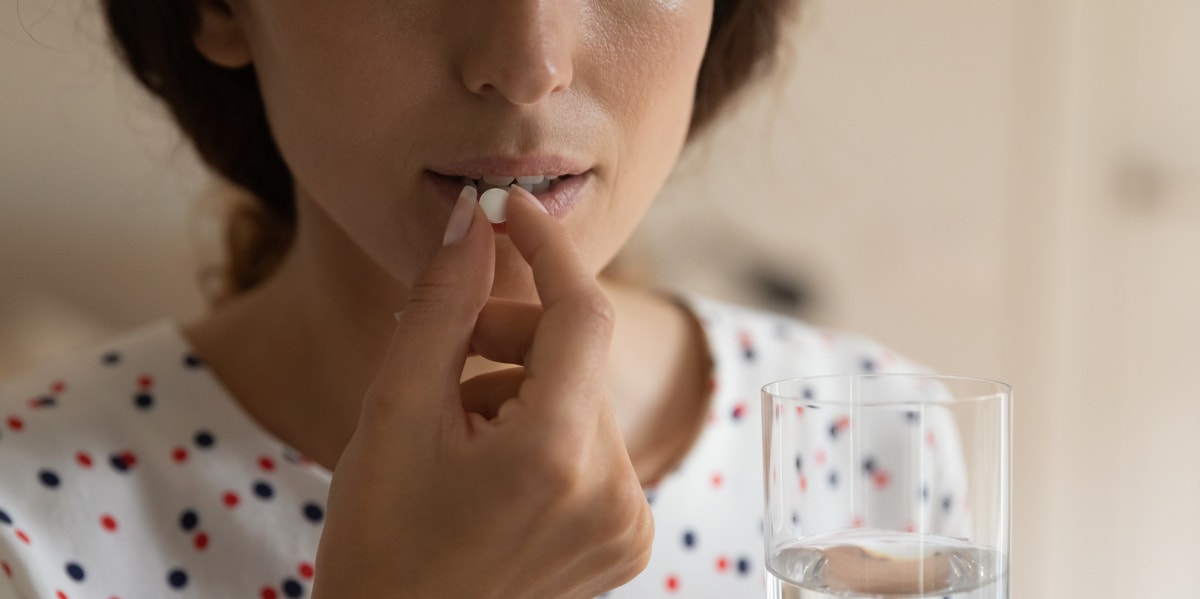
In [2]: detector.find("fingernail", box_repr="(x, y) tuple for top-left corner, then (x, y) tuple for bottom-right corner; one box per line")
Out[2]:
(393, 310), (404, 322)
(480, 187), (509, 224)
(510, 184), (550, 214)
(443, 186), (477, 246)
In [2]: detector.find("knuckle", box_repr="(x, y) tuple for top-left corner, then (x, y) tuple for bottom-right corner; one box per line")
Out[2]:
(572, 293), (615, 335)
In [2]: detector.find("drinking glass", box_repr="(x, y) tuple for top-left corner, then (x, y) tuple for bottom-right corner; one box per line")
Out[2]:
(761, 374), (1010, 598)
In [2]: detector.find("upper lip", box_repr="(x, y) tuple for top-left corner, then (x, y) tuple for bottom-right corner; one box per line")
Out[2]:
(428, 155), (591, 179)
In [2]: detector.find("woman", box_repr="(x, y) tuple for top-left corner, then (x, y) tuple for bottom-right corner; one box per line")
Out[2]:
(0, 1), (962, 597)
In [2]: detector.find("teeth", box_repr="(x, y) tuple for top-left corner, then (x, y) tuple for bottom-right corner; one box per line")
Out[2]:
(456, 174), (564, 195)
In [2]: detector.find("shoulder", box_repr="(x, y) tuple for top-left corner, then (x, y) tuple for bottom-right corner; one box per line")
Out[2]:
(0, 320), (203, 463)
(0, 320), (197, 414)
(668, 290), (932, 385)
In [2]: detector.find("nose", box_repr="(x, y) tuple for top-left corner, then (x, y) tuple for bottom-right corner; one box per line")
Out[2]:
(456, 1), (576, 105)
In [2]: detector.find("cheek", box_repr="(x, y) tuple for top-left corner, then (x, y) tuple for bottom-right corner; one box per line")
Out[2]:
(577, 1), (714, 266)
(244, 3), (439, 236)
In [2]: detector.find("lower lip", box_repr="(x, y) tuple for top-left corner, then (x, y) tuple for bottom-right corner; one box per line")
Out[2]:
(425, 170), (593, 231)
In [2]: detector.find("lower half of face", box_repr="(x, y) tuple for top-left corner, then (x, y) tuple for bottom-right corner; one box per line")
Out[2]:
(243, 0), (714, 300)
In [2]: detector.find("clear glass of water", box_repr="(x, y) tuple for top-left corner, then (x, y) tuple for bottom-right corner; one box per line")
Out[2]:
(761, 374), (1011, 598)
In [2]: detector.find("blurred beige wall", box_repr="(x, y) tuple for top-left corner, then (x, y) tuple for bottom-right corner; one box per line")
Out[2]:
(3, 0), (1199, 596)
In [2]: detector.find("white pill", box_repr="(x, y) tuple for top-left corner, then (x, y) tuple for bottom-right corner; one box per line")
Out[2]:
(479, 187), (509, 224)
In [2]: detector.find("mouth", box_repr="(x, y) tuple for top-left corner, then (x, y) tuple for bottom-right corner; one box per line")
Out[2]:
(424, 169), (594, 225)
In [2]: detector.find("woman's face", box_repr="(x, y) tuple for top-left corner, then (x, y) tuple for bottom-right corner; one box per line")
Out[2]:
(216, 0), (713, 298)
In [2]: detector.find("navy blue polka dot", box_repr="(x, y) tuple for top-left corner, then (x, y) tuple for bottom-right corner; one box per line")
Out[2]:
(794, 455), (803, 471)
(39, 469), (61, 488)
(861, 357), (877, 373)
(791, 511), (801, 526)
(134, 393), (154, 410)
(254, 481), (275, 500)
(862, 457), (877, 474)
(802, 386), (815, 400)
(828, 423), (841, 440)
(303, 503), (324, 523)
(737, 557), (752, 575)
(194, 431), (215, 449)
(922, 484), (930, 502)
(0, 509), (11, 525)
(34, 396), (56, 408)
(179, 509), (198, 532)
(942, 495), (954, 513)
(110, 454), (131, 472)
(828, 471), (839, 488)
(66, 562), (85, 581)
(183, 354), (203, 368)
(283, 578), (304, 597)
(682, 530), (696, 549)
(167, 568), (188, 589)
(905, 410), (921, 423)
(102, 351), (121, 365)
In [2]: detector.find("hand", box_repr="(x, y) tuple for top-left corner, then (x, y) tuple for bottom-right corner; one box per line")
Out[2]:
(311, 185), (654, 598)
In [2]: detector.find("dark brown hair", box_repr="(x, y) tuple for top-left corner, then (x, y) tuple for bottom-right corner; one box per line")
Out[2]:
(101, 0), (801, 306)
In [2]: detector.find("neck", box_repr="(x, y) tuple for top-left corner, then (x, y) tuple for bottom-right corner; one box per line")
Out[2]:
(185, 191), (703, 481)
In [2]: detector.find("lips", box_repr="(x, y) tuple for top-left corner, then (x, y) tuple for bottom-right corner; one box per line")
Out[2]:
(422, 154), (595, 223)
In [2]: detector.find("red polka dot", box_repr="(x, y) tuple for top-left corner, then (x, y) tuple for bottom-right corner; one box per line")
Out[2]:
(223, 491), (240, 508)
(100, 514), (118, 532)
(194, 532), (209, 550)
(50, 380), (66, 393)
(259, 456), (276, 472)
(2, 561), (11, 577)
(904, 522), (916, 533)
(172, 447), (188, 463)
(260, 587), (278, 599)
(711, 473), (723, 488)
(137, 375), (153, 389)
(815, 450), (827, 467)
(716, 556), (729, 573)
(56, 590), (68, 599)
(851, 516), (864, 528)
(926, 431), (937, 448)
(298, 562), (315, 579)
(836, 415), (851, 431)
(76, 452), (93, 468)
(872, 470), (891, 489)
(732, 402), (747, 419)
(800, 475), (808, 493)
(6, 417), (24, 431)
(26, 397), (40, 409)
(795, 406), (805, 416)
(15, 529), (30, 544)
(665, 575), (680, 592)
(119, 451), (137, 468)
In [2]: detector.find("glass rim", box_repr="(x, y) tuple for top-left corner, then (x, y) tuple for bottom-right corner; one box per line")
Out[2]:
(761, 372), (1012, 407)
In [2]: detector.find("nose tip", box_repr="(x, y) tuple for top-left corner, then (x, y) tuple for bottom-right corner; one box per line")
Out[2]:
(458, 7), (575, 105)
(467, 58), (572, 105)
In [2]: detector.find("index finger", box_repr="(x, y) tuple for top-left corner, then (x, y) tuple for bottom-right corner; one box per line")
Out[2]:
(502, 185), (615, 419)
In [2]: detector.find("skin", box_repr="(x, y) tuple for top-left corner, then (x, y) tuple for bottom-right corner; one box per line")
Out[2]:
(186, 3), (720, 593)
(184, 0), (716, 490)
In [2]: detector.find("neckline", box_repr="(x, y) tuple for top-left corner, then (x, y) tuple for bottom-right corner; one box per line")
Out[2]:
(156, 287), (721, 489)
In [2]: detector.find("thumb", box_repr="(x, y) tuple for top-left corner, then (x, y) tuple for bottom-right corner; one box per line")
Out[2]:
(364, 186), (495, 429)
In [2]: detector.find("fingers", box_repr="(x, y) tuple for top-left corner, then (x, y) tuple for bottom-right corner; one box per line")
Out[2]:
(502, 185), (615, 421)
(471, 298), (540, 365)
(364, 189), (495, 431)
(459, 367), (525, 421)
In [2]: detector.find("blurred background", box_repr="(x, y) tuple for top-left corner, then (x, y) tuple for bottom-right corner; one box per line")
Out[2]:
(2, 0), (1197, 596)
